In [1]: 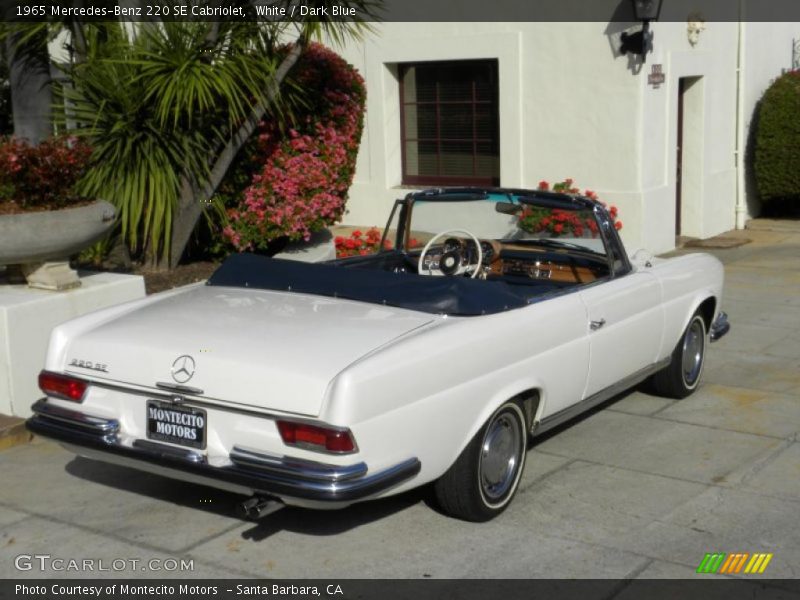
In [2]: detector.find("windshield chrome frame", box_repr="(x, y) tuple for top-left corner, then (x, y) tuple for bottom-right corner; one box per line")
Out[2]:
(385, 188), (631, 277)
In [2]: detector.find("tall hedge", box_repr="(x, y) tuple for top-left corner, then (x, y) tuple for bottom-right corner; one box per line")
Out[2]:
(753, 71), (800, 205)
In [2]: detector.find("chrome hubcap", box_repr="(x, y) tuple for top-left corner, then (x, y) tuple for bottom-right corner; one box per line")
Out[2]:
(480, 412), (522, 501)
(682, 319), (705, 386)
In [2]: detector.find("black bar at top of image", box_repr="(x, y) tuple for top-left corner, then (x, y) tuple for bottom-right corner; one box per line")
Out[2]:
(2, 579), (800, 600)
(2, 0), (800, 22)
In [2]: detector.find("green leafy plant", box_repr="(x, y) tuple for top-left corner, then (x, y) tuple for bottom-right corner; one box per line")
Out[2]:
(57, 9), (378, 267)
(65, 22), (280, 262)
(753, 71), (800, 207)
(77, 234), (115, 268)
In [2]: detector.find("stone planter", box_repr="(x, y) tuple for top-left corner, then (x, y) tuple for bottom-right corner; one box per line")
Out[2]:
(0, 200), (116, 290)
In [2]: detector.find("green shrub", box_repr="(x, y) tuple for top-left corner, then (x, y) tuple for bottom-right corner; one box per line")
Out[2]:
(753, 71), (800, 205)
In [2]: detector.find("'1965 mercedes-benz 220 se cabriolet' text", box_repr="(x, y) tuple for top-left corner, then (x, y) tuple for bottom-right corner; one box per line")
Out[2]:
(28, 188), (729, 521)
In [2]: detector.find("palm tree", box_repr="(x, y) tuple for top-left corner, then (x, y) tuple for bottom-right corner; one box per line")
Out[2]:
(6, 1), (380, 267)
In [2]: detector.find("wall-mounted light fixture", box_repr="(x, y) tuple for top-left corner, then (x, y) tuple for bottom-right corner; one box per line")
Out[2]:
(620, 0), (664, 61)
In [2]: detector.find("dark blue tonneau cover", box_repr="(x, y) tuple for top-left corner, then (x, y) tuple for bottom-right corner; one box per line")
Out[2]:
(206, 254), (557, 316)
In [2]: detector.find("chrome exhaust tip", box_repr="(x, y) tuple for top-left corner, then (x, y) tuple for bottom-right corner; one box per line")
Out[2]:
(237, 496), (284, 520)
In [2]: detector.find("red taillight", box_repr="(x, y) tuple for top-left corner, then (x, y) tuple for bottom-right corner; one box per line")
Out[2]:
(277, 420), (356, 453)
(38, 371), (88, 402)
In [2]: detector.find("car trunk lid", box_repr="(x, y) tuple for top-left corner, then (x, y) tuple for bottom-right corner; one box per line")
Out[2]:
(62, 285), (435, 416)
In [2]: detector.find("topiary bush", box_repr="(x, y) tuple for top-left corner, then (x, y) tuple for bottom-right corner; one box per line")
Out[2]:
(753, 71), (800, 207)
(221, 43), (366, 252)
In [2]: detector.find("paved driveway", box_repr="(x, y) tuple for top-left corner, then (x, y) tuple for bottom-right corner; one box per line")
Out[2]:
(1, 226), (799, 579)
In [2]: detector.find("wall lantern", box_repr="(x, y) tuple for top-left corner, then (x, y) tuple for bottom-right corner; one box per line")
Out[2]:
(620, 0), (664, 61)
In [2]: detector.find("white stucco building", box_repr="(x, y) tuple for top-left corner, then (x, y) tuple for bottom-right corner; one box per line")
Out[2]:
(336, 21), (798, 253)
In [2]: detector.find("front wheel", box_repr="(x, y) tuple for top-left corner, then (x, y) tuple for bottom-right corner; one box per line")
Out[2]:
(650, 311), (707, 399)
(433, 401), (527, 522)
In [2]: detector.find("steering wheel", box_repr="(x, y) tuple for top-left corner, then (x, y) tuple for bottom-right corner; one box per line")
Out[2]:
(417, 229), (484, 278)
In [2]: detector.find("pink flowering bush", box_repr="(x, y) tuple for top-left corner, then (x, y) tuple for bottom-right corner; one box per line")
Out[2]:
(0, 135), (92, 213)
(222, 43), (366, 252)
(519, 178), (622, 236)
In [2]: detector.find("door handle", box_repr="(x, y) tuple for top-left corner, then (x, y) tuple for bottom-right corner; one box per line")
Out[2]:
(590, 318), (606, 331)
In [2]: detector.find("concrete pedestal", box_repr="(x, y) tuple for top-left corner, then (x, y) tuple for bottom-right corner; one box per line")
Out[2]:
(0, 272), (145, 418)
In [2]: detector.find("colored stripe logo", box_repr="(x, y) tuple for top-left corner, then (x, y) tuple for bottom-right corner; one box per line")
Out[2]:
(696, 552), (773, 574)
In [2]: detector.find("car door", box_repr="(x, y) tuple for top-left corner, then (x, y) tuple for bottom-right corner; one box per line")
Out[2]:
(579, 271), (664, 398)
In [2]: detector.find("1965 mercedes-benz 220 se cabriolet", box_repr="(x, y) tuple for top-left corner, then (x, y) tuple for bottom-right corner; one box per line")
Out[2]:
(28, 188), (730, 521)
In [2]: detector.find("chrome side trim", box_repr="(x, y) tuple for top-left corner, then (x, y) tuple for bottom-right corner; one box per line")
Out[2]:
(535, 357), (671, 435)
(710, 311), (730, 342)
(230, 446), (367, 482)
(26, 399), (421, 504)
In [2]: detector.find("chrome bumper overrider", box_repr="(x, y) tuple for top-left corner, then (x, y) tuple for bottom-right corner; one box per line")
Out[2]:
(26, 399), (421, 503)
(710, 311), (731, 342)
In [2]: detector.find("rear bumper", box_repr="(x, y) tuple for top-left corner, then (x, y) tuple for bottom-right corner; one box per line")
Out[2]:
(710, 311), (731, 342)
(26, 399), (420, 506)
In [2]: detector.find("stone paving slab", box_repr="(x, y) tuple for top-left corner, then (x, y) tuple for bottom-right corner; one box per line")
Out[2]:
(604, 391), (677, 416)
(512, 461), (708, 548)
(0, 517), (238, 579)
(534, 411), (784, 485)
(517, 449), (574, 491)
(732, 442), (800, 502)
(184, 499), (651, 579)
(763, 334), (800, 361)
(704, 350), (800, 394)
(0, 506), (29, 529)
(714, 322), (794, 355)
(655, 486), (800, 578)
(0, 441), (247, 555)
(722, 300), (800, 331)
(723, 282), (800, 308)
(655, 384), (800, 439)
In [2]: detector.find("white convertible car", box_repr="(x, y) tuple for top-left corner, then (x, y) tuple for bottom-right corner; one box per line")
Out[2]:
(28, 188), (729, 522)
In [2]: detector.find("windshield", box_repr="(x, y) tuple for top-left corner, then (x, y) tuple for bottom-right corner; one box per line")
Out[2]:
(402, 195), (607, 255)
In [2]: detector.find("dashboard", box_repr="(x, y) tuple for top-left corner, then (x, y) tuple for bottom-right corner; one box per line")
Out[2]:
(417, 238), (608, 284)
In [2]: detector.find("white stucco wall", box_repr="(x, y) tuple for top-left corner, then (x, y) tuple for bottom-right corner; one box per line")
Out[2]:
(335, 20), (798, 253)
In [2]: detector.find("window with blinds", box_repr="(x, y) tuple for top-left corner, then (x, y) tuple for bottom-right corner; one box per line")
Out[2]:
(399, 60), (500, 186)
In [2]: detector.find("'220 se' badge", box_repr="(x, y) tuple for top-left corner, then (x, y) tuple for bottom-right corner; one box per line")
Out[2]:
(68, 359), (108, 373)
(171, 355), (196, 383)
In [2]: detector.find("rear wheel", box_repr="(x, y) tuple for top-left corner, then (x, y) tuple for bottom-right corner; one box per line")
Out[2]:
(650, 311), (707, 399)
(434, 400), (527, 522)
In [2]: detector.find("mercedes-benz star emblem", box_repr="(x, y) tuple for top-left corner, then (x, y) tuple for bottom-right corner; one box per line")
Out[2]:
(171, 355), (196, 384)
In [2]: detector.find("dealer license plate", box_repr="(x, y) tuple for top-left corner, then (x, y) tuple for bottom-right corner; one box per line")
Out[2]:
(146, 400), (206, 450)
